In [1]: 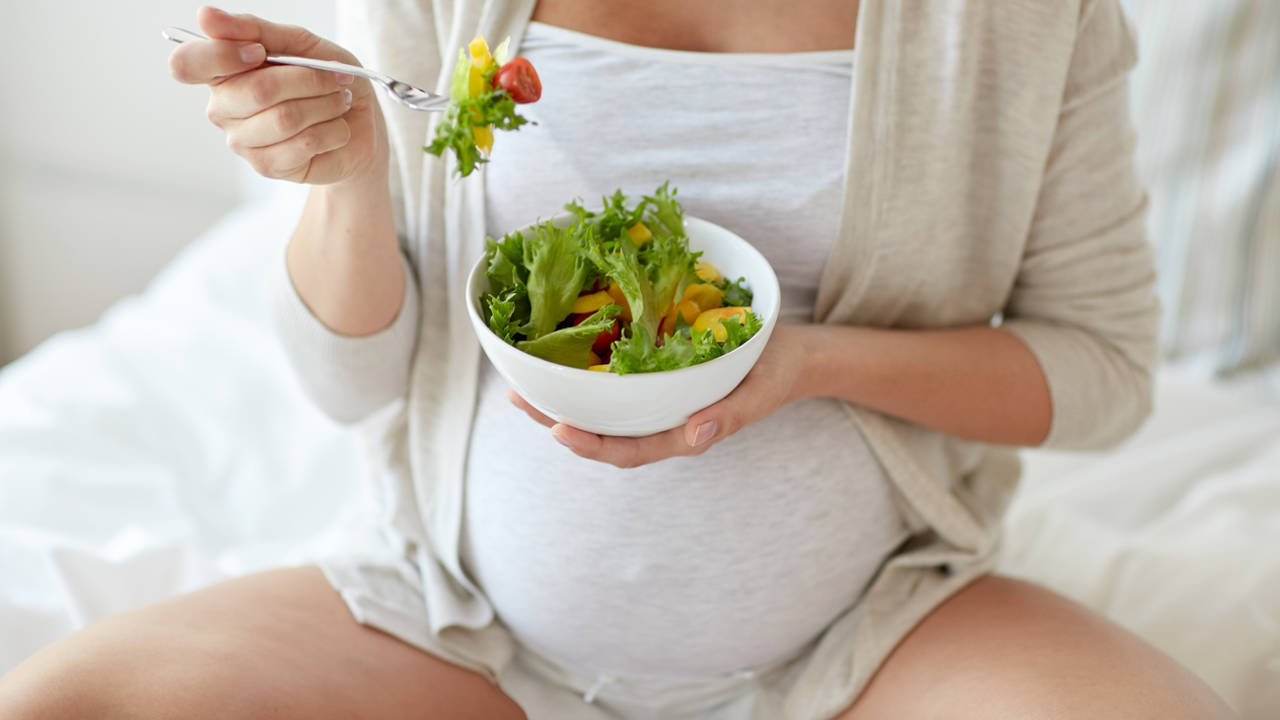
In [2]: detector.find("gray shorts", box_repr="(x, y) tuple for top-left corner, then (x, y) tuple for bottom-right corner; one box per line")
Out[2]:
(320, 554), (846, 720)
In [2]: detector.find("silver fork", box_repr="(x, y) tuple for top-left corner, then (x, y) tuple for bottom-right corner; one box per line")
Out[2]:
(162, 26), (450, 112)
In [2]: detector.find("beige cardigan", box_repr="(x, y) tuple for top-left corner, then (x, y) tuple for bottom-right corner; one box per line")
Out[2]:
(309, 1), (1158, 716)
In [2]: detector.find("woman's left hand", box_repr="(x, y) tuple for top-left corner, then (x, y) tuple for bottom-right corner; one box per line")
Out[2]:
(507, 325), (815, 468)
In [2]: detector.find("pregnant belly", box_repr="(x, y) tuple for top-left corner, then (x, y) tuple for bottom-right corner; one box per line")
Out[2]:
(461, 366), (908, 678)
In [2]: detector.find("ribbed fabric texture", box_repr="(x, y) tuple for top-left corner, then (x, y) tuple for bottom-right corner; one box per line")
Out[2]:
(1123, 0), (1280, 373)
(270, 249), (420, 424)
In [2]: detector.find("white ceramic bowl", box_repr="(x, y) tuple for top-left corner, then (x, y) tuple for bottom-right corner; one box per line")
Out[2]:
(466, 216), (780, 437)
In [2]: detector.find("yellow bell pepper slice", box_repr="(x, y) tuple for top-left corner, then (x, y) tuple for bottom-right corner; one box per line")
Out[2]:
(466, 35), (493, 98)
(588, 363), (611, 372)
(676, 299), (701, 325)
(694, 261), (721, 282)
(660, 302), (679, 337)
(472, 125), (493, 155)
(692, 306), (752, 343)
(468, 64), (487, 98)
(606, 282), (633, 322)
(469, 35), (492, 70)
(627, 222), (652, 246)
(571, 290), (613, 315)
(681, 283), (724, 311)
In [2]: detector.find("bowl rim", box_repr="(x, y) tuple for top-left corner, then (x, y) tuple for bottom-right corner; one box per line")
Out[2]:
(465, 214), (781, 380)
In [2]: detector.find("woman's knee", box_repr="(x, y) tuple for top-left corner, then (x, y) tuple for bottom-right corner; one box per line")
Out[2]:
(839, 575), (1235, 720)
(0, 643), (145, 720)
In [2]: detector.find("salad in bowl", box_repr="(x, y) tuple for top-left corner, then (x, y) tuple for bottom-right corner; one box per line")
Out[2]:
(480, 183), (763, 373)
(466, 183), (780, 436)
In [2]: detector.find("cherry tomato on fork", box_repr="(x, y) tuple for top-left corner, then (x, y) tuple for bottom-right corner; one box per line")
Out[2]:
(494, 57), (542, 103)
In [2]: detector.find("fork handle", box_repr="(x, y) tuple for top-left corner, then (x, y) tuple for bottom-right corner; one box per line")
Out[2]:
(161, 27), (390, 85)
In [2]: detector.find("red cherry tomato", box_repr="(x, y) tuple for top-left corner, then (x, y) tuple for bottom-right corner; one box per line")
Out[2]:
(494, 57), (542, 104)
(592, 319), (621, 356)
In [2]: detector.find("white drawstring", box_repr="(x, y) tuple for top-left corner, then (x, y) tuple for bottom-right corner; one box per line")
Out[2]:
(583, 673), (616, 704)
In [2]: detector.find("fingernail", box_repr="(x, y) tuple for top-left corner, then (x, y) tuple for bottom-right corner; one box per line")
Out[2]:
(335, 72), (354, 86)
(341, 89), (352, 106)
(551, 428), (572, 448)
(691, 421), (717, 447)
(240, 43), (265, 64)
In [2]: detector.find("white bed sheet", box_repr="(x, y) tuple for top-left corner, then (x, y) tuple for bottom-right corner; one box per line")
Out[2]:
(1006, 369), (1280, 717)
(0, 189), (374, 669)
(0, 197), (1276, 716)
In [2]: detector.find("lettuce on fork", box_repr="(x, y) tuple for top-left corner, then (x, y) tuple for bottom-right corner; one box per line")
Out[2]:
(424, 35), (540, 177)
(478, 183), (762, 374)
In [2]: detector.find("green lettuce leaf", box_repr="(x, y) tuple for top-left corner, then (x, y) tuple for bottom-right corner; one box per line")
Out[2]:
(716, 275), (754, 307)
(611, 311), (763, 373)
(517, 305), (620, 368)
(564, 189), (646, 250)
(485, 231), (527, 293)
(484, 288), (525, 343)
(449, 48), (470, 102)
(642, 181), (684, 240)
(524, 220), (590, 339)
(636, 182), (697, 328)
(642, 232), (700, 327)
(425, 90), (529, 177)
(608, 325), (694, 374)
(583, 229), (659, 340)
(492, 37), (512, 66)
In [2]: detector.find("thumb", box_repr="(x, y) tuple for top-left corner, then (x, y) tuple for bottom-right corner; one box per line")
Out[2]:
(683, 377), (768, 449)
(196, 6), (354, 63)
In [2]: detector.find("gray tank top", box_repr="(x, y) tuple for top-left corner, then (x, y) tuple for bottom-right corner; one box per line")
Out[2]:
(462, 22), (908, 680)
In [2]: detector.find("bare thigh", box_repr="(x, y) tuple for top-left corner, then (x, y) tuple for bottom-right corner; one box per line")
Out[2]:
(0, 566), (526, 720)
(835, 575), (1235, 720)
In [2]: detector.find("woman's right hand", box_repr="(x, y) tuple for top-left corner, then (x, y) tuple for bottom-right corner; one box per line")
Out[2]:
(168, 6), (387, 186)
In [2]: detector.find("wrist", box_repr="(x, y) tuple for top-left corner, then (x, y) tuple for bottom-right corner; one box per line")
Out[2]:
(291, 165), (397, 267)
(787, 323), (834, 403)
(326, 156), (391, 202)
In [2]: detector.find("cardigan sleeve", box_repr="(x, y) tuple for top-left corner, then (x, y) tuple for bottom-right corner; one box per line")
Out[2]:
(1001, 0), (1161, 450)
(270, 248), (421, 425)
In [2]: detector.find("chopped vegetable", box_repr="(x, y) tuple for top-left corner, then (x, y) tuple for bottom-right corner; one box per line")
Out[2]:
(682, 283), (725, 311)
(517, 305), (621, 369)
(605, 282), (633, 322)
(693, 306), (753, 343)
(424, 34), (540, 177)
(715, 275), (753, 307)
(627, 222), (652, 245)
(583, 229), (662, 341)
(524, 220), (591, 340)
(477, 183), (763, 373)
(571, 290), (613, 315)
(485, 288), (524, 343)
(694, 261), (720, 283)
(494, 57), (542, 103)
(675, 299), (701, 325)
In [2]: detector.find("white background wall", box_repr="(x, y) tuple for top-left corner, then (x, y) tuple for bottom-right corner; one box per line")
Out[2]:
(0, 2), (335, 365)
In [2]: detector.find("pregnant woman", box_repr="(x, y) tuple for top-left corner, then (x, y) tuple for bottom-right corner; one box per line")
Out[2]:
(0, 1), (1236, 718)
